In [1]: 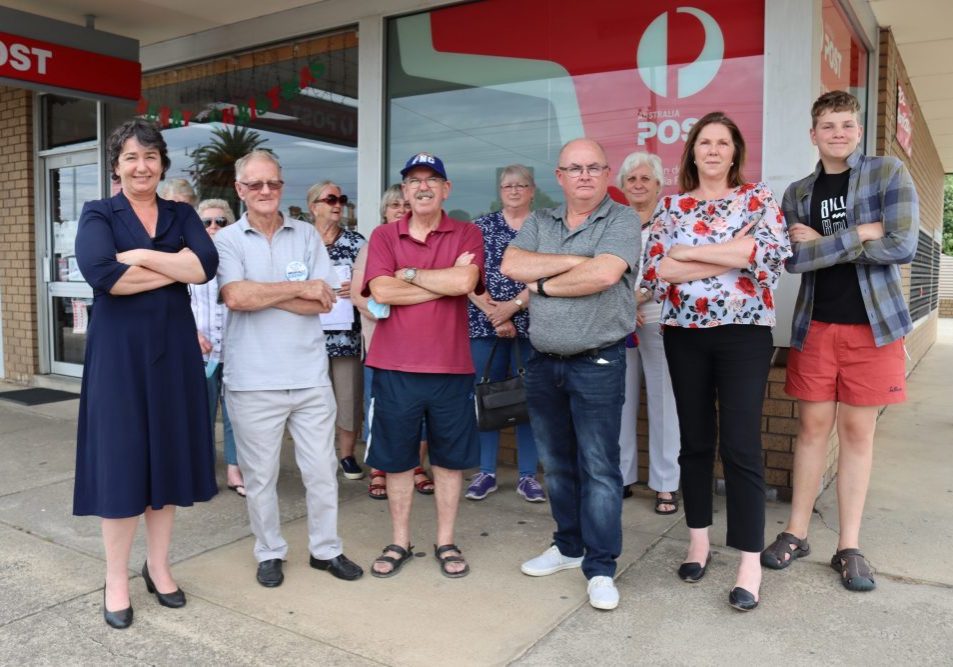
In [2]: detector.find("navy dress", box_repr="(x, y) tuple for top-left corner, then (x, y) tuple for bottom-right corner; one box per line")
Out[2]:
(73, 192), (219, 518)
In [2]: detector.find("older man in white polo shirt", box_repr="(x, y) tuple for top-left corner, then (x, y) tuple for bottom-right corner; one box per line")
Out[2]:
(216, 149), (362, 587)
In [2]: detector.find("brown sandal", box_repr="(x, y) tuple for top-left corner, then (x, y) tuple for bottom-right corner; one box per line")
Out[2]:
(830, 548), (875, 591)
(371, 544), (413, 578)
(761, 532), (810, 570)
(654, 492), (678, 515)
(413, 467), (434, 495)
(368, 470), (387, 500)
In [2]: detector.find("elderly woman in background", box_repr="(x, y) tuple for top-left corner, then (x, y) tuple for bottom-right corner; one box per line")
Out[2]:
(465, 165), (543, 503)
(351, 185), (433, 499)
(642, 112), (791, 611)
(73, 119), (218, 629)
(308, 180), (366, 482)
(616, 152), (681, 514)
(192, 199), (244, 496)
(159, 178), (198, 207)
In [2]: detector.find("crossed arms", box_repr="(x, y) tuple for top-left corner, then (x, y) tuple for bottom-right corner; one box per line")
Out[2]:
(500, 247), (628, 297)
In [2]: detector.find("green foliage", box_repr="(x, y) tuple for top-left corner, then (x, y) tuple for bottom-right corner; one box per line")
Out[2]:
(944, 174), (953, 255)
(189, 125), (268, 215)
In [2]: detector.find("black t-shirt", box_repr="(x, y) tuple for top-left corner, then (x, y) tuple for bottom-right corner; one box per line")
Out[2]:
(808, 168), (868, 324)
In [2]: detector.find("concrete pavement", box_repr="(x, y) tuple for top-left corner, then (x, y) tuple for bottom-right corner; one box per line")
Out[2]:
(1, 319), (952, 666)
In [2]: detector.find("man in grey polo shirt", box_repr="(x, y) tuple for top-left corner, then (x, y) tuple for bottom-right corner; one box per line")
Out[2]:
(501, 138), (639, 611)
(216, 149), (362, 587)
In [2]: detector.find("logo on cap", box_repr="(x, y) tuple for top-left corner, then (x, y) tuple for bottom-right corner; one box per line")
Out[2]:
(401, 152), (448, 180)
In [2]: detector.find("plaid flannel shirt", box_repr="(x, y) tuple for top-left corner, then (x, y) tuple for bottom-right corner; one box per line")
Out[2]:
(782, 148), (919, 349)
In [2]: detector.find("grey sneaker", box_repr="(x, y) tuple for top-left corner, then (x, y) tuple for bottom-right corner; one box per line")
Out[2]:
(465, 472), (497, 500)
(516, 476), (547, 503)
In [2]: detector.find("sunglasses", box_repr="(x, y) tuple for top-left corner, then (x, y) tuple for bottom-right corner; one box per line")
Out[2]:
(314, 194), (349, 206)
(238, 180), (284, 191)
(202, 216), (229, 228)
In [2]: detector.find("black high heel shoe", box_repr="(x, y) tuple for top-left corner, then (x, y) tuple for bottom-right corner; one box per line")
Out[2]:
(103, 586), (133, 629)
(142, 561), (186, 608)
(677, 552), (712, 583)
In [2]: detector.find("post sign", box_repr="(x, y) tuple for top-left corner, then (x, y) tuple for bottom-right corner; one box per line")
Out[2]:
(0, 7), (140, 102)
(0, 31), (140, 101)
(896, 82), (913, 157)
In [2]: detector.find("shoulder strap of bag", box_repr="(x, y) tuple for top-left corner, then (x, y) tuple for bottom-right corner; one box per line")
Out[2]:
(510, 338), (526, 376)
(480, 337), (503, 382)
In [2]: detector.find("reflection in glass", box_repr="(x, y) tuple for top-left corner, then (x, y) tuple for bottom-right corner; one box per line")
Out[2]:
(51, 163), (99, 282)
(41, 95), (98, 150)
(52, 296), (92, 365)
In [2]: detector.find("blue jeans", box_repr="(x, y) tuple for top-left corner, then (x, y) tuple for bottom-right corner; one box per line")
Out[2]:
(206, 362), (237, 466)
(524, 341), (626, 579)
(470, 337), (538, 477)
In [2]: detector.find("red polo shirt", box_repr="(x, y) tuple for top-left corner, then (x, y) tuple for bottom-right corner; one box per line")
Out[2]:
(361, 212), (485, 374)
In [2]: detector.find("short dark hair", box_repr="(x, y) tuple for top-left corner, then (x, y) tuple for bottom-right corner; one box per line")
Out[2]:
(811, 90), (862, 127)
(106, 118), (171, 183)
(678, 111), (746, 193)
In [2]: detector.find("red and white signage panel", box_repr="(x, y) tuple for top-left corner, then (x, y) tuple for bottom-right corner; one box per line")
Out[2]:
(0, 31), (140, 101)
(428, 0), (765, 194)
(896, 82), (913, 157)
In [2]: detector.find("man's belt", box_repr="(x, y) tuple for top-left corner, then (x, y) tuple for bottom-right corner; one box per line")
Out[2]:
(538, 339), (624, 361)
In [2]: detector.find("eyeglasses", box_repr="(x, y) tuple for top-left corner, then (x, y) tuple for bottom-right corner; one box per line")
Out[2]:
(501, 183), (531, 191)
(557, 164), (609, 178)
(387, 201), (411, 209)
(201, 216), (229, 228)
(314, 194), (349, 206)
(404, 176), (444, 188)
(238, 180), (284, 191)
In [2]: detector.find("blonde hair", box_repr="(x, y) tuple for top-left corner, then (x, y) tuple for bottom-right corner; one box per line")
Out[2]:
(159, 178), (197, 205)
(234, 149), (281, 181)
(196, 199), (236, 225)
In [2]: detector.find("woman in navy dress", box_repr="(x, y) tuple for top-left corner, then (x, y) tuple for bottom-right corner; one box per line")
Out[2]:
(73, 119), (219, 629)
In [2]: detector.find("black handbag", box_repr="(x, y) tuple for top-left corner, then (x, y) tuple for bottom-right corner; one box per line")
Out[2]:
(474, 338), (530, 431)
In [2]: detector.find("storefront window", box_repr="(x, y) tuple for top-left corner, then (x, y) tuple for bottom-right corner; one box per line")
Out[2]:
(137, 28), (358, 222)
(387, 0), (765, 216)
(50, 162), (99, 282)
(820, 0), (869, 124)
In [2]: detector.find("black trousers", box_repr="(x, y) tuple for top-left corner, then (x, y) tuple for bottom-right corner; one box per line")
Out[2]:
(663, 324), (773, 553)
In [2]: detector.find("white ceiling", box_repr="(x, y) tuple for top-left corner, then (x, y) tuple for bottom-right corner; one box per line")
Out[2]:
(5, 0), (953, 171)
(869, 0), (953, 171)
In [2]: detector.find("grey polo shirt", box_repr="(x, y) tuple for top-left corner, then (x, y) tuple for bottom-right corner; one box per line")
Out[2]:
(215, 213), (339, 391)
(510, 195), (639, 355)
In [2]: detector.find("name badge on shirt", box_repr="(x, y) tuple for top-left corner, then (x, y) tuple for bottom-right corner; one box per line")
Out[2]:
(286, 261), (308, 281)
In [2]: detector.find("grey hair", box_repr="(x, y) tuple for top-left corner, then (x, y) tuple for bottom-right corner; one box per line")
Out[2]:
(379, 184), (404, 222)
(158, 178), (197, 205)
(235, 149), (281, 181)
(616, 151), (663, 189)
(498, 164), (535, 189)
(306, 180), (338, 207)
(196, 198), (236, 225)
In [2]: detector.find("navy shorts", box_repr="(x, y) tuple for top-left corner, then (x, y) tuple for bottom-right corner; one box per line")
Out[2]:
(366, 370), (479, 472)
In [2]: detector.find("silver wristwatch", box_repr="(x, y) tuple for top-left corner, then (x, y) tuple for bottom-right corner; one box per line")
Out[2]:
(514, 297), (525, 310)
(401, 267), (418, 283)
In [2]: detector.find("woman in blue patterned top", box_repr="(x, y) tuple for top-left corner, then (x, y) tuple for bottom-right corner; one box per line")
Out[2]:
(466, 165), (544, 503)
(307, 180), (366, 481)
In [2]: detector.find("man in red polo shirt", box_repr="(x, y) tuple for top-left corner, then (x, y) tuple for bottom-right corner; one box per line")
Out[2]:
(361, 152), (485, 579)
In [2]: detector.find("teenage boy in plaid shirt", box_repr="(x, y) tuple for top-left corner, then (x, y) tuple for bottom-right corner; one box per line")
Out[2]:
(761, 91), (919, 591)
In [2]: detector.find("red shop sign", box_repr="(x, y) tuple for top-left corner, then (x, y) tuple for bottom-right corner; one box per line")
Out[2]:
(896, 82), (913, 157)
(0, 31), (140, 101)
(427, 0), (764, 194)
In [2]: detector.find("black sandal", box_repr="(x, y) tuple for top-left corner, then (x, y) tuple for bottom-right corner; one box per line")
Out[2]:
(654, 492), (678, 515)
(830, 548), (875, 591)
(761, 532), (811, 570)
(371, 544), (413, 578)
(433, 543), (470, 579)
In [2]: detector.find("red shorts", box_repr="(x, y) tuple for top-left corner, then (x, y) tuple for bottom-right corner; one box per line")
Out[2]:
(785, 321), (906, 406)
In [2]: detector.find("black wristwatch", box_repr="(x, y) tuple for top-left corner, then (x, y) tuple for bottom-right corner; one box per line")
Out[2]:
(537, 277), (550, 297)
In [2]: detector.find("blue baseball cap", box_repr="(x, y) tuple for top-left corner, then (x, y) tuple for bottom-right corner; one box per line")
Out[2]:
(400, 152), (448, 180)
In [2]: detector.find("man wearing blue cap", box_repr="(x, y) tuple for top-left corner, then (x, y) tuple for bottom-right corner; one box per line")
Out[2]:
(360, 152), (485, 579)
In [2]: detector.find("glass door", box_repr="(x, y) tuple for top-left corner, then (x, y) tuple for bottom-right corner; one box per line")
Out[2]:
(44, 149), (100, 377)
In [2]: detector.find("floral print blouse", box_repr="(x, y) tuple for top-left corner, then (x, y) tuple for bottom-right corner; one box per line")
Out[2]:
(325, 228), (366, 357)
(641, 182), (791, 329)
(467, 211), (529, 338)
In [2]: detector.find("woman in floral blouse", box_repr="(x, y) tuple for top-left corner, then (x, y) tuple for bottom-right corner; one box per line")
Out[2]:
(641, 112), (791, 611)
(308, 180), (366, 481)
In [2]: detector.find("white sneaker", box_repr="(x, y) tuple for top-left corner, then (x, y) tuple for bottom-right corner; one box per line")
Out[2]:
(520, 545), (584, 576)
(587, 576), (619, 610)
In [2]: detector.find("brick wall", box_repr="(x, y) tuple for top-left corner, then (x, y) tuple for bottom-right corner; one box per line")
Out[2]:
(940, 298), (953, 318)
(0, 86), (37, 383)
